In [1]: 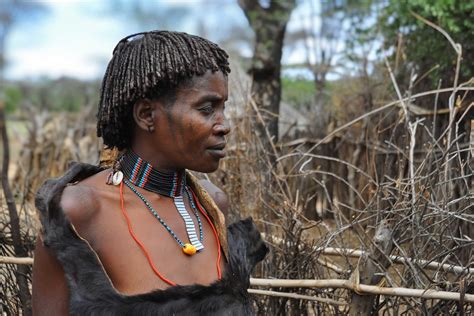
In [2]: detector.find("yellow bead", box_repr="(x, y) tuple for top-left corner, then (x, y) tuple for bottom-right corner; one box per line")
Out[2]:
(182, 243), (197, 255)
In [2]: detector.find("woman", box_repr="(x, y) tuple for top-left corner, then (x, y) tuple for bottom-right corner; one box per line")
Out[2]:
(32, 31), (266, 315)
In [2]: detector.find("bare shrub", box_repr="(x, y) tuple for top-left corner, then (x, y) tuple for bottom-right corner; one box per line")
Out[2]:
(205, 72), (473, 314)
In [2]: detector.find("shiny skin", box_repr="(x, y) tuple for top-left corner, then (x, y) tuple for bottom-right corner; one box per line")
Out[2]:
(132, 70), (230, 173)
(32, 71), (231, 315)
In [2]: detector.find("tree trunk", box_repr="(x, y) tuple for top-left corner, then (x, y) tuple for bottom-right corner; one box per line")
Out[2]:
(238, 0), (296, 158)
(349, 220), (394, 315)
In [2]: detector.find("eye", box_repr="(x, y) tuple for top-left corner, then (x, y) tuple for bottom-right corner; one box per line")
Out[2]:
(198, 103), (214, 115)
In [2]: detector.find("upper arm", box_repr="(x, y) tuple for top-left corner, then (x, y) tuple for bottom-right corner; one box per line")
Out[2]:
(32, 236), (69, 316)
(33, 184), (97, 315)
(198, 180), (230, 220)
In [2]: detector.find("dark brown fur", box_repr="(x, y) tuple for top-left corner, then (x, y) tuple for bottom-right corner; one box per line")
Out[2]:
(35, 163), (268, 316)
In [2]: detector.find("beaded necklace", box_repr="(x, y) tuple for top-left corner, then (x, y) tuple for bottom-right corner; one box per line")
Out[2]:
(123, 179), (205, 250)
(110, 150), (222, 286)
(119, 151), (204, 254)
(118, 180), (222, 286)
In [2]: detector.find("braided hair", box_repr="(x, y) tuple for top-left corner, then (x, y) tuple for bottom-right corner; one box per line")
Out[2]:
(96, 31), (230, 150)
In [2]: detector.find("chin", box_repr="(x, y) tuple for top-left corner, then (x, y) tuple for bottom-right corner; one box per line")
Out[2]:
(191, 161), (220, 173)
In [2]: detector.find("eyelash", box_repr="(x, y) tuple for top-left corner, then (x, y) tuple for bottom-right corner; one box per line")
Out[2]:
(198, 104), (215, 114)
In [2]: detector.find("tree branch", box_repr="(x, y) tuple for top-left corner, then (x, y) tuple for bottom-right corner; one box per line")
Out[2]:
(0, 103), (31, 315)
(248, 289), (347, 306)
(237, 0), (262, 26)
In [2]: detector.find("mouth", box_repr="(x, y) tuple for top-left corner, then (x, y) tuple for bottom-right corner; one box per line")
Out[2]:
(208, 143), (226, 150)
(207, 143), (227, 158)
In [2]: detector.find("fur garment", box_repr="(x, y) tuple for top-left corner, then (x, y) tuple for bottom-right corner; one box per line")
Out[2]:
(35, 162), (268, 316)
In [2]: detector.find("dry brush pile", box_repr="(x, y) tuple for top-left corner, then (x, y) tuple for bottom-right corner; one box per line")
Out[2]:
(0, 105), (100, 315)
(228, 85), (472, 315)
(207, 54), (473, 314)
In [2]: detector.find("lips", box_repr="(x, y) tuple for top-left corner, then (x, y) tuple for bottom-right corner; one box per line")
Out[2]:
(208, 143), (226, 150)
(207, 143), (227, 158)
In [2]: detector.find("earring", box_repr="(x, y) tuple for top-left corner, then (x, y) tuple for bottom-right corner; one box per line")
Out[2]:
(148, 125), (155, 133)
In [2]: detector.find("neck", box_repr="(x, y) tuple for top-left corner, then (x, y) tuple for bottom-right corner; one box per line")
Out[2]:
(120, 149), (186, 197)
(130, 144), (183, 173)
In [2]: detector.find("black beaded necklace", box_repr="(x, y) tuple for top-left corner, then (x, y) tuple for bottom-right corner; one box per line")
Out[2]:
(116, 150), (204, 255)
(121, 150), (186, 197)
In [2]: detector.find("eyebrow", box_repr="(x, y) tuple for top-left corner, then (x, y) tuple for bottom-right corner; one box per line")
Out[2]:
(195, 93), (227, 104)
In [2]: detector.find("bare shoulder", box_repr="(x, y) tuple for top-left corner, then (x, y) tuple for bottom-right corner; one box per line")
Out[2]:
(198, 179), (229, 215)
(61, 184), (95, 225)
(32, 167), (111, 316)
(60, 170), (109, 229)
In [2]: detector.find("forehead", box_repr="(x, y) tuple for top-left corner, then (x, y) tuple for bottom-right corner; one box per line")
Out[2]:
(176, 71), (228, 102)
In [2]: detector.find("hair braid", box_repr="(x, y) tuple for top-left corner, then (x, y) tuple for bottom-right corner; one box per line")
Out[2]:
(96, 30), (230, 150)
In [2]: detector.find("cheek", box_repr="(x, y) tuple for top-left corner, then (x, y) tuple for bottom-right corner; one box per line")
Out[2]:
(186, 117), (211, 144)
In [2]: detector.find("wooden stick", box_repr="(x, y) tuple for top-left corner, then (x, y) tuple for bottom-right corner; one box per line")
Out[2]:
(248, 289), (347, 306)
(317, 257), (348, 274)
(0, 256), (34, 265)
(2, 255), (470, 302)
(3, 244), (471, 276)
(318, 247), (473, 275)
(262, 234), (473, 275)
(250, 278), (474, 303)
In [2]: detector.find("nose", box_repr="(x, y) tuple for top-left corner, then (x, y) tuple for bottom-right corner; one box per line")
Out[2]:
(212, 116), (230, 136)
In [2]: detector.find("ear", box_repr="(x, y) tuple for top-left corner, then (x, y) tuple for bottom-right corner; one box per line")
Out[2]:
(133, 99), (157, 132)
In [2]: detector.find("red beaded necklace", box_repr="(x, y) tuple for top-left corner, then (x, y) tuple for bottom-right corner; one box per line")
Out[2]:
(119, 181), (222, 286)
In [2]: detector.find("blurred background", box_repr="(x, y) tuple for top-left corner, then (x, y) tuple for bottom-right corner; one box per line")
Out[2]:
(4, 0), (470, 116)
(1, 0), (473, 315)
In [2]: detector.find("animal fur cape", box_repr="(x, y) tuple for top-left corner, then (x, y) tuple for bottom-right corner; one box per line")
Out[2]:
(35, 162), (268, 316)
